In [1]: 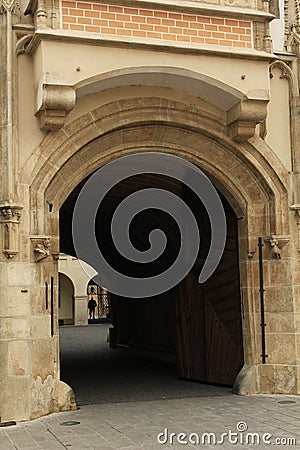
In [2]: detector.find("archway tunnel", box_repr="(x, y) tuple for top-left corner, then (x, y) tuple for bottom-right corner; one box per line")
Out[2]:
(59, 162), (244, 404)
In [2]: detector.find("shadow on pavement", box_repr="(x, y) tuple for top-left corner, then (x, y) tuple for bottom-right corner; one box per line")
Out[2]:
(59, 324), (232, 406)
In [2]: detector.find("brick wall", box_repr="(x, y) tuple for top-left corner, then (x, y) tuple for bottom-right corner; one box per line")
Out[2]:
(61, 1), (253, 49)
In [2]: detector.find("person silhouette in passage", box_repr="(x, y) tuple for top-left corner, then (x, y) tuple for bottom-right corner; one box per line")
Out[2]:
(88, 297), (97, 319)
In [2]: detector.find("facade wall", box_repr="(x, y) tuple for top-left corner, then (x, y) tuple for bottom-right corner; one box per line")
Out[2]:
(1, 0), (300, 424)
(61, 2), (253, 48)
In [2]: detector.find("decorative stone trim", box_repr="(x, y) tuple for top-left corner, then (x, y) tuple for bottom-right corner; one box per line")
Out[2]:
(35, 84), (76, 130)
(264, 235), (290, 259)
(0, 0), (15, 13)
(0, 203), (23, 258)
(247, 249), (256, 259)
(30, 236), (51, 262)
(227, 95), (269, 142)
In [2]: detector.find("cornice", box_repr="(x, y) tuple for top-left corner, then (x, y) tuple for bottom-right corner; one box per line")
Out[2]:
(26, 29), (277, 61)
(24, 0), (276, 21)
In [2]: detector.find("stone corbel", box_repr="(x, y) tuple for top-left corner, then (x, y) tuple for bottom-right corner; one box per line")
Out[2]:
(0, 203), (23, 258)
(264, 235), (290, 259)
(35, 84), (76, 130)
(52, 252), (60, 261)
(30, 236), (51, 262)
(227, 93), (269, 142)
(247, 250), (256, 259)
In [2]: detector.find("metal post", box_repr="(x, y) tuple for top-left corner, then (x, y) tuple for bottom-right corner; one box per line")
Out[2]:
(50, 276), (54, 337)
(258, 237), (267, 363)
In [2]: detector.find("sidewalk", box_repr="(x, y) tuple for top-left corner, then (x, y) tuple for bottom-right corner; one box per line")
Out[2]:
(1, 324), (299, 449)
(1, 393), (300, 449)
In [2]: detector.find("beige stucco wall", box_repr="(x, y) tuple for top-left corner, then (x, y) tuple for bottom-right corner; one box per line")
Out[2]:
(266, 66), (292, 171)
(17, 38), (294, 177)
(58, 272), (74, 322)
(58, 253), (93, 297)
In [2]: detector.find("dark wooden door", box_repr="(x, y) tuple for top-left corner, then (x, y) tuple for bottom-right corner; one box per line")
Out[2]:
(176, 272), (205, 381)
(176, 211), (243, 386)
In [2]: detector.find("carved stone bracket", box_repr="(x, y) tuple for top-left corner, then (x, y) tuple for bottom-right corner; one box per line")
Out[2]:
(0, 203), (23, 258)
(16, 34), (34, 55)
(247, 250), (256, 259)
(227, 93), (269, 142)
(35, 84), (76, 130)
(30, 236), (51, 262)
(264, 235), (290, 259)
(52, 252), (60, 261)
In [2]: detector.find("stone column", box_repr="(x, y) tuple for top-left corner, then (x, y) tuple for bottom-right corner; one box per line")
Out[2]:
(74, 295), (88, 326)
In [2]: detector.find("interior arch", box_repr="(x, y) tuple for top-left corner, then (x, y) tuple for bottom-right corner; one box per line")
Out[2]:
(75, 66), (245, 111)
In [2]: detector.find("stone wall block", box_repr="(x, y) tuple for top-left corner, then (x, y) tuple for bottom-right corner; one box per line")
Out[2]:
(7, 262), (34, 286)
(296, 334), (300, 365)
(265, 333), (297, 365)
(242, 330), (259, 364)
(30, 316), (51, 339)
(293, 286), (300, 313)
(267, 259), (293, 287)
(1, 377), (30, 422)
(249, 260), (270, 287)
(0, 317), (30, 340)
(274, 365), (297, 394)
(264, 312), (296, 333)
(259, 364), (275, 393)
(31, 338), (55, 380)
(30, 375), (54, 420)
(262, 286), (294, 312)
(8, 341), (30, 376)
(5, 286), (31, 316)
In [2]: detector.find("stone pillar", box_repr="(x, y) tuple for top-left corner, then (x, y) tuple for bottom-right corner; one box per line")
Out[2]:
(74, 295), (88, 326)
(0, 252), (76, 421)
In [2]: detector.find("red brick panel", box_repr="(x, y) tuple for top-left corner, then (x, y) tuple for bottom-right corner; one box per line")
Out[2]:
(61, 1), (253, 49)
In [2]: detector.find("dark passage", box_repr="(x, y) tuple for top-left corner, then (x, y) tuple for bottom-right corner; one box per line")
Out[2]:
(59, 324), (232, 406)
(60, 170), (244, 391)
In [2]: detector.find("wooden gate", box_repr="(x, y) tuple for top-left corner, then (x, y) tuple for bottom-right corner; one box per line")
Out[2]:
(176, 208), (243, 386)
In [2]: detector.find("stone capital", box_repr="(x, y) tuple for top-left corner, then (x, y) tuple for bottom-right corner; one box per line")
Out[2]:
(35, 84), (76, 130)
(0, 203), (22, 223)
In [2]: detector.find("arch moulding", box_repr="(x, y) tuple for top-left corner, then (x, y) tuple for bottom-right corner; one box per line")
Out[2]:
(19, 96), (296, 400)
(24, 97), (288, 241)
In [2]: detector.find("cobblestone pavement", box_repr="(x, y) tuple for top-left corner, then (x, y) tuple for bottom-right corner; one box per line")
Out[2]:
(1, 394), (300, 449)
(1, 325), (299, 449)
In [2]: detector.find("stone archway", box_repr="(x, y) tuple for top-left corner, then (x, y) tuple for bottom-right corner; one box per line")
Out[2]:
(11, 96), (294, 422)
